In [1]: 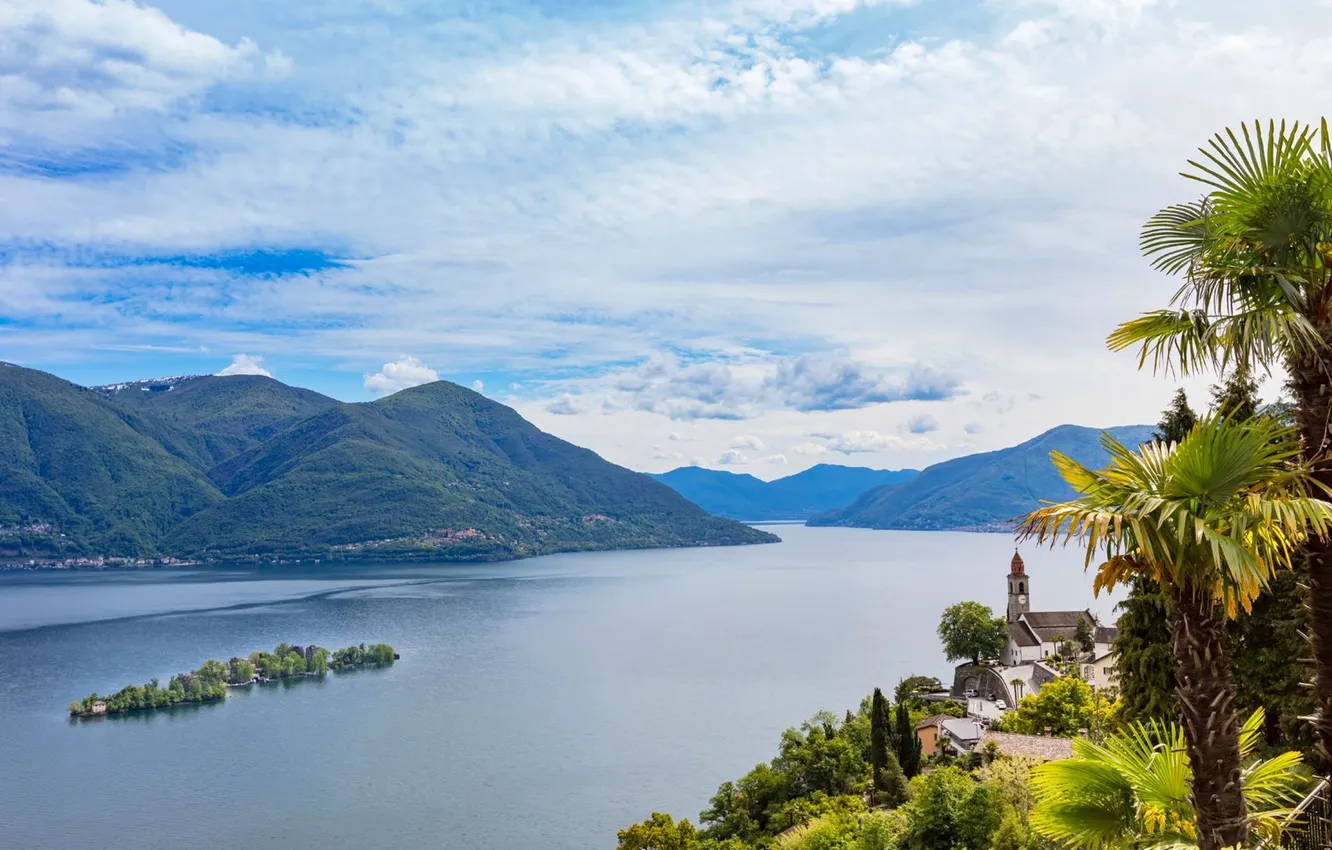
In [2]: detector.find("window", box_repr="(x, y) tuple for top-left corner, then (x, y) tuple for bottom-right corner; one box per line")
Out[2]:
(1103, 667), (1113, 676)
(1018, 581), (1025, 594)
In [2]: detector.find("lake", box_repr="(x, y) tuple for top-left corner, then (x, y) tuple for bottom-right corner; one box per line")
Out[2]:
(0, 526), (1117, 849)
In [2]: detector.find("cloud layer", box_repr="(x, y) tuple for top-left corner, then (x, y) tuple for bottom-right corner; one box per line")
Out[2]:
(1, 0), (1323, 476)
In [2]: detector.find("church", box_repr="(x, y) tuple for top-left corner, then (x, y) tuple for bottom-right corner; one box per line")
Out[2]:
(1002, 551), (1116, 666)
(948, 551), (1120, 718)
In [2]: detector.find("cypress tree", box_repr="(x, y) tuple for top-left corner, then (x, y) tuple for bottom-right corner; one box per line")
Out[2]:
(877, 747), (908, 808)
(1155, 387), (1197, 442)
(870, 688), (892, 795)
(894, 701), (921, 778)
(1211, 368), (1260, 421)
(1113, 575), (1177, 721)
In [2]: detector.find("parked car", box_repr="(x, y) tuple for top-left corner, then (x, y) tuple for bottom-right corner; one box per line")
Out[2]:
(962, 688), (977, 698)
(995, 700), (1008, 710)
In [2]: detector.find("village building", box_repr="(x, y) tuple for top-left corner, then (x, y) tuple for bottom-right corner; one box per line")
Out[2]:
(950, 551), (1120, 712)
(1002, 551), (1116, 665)
(914, 715), (954, 757)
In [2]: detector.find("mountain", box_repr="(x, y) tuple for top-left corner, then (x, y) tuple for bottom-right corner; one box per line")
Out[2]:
(96, 374), (338, 467)
(0, 365), (223, 557)
(652, 464), (919, 520)
(0, 364), (774, 562)
(807, 424), (1155, 531)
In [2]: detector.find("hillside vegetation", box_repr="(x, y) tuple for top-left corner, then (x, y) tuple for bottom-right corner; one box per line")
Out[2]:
(0, 364), (774, 562)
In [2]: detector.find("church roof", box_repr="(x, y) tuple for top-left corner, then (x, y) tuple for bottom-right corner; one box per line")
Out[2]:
(1008, 622), (1039, 647)
(1011, 550), (1026, 575)
(1022, 610), (1092, 643)
(1095, 626), (1118, 644)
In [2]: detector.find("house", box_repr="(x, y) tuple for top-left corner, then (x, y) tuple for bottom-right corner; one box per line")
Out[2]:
(938, 717), (984, 756)
(89, 700), (107, 715)
(978, 731), (1073, 762)
(1082, 650), (1118, 690)
(915, 715), (954, 757)
(1003, 551), (1116, 665)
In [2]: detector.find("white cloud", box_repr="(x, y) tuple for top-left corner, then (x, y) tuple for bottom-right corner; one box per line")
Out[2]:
(807, 430), (941, 454)
(538, 353), (958, 421)
(761, 453), (789, 465)
(217, 354), (271, 377)
(730, 435), (766, 450)
(717, 449), (750, 465)
(472, 379), (485, 391)
(3, 0), (1329, 479)
(364, 355), (439, 395)
(0, 0), (281, 131)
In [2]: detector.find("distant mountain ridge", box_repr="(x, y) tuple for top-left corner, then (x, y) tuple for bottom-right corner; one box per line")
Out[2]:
(651, 464), (918, 521)
(0, 364), (774, 563)
(808, 423), (1155, 531)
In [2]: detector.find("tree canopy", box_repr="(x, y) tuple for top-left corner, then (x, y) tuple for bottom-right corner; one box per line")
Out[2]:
(936, 601), (1007, 664)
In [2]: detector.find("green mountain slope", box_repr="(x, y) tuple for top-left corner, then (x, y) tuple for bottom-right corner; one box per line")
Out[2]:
(176, 381), (772, 558)
(652, 464), (918, 520)
(0, 364), (223, 557)
(807, 424), (1154, 531)
(96, 375), (337, 468)
(0, 364), (773, 562)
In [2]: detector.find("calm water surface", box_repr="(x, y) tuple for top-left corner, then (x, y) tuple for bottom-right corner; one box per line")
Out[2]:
(0, 527), (1116, 849)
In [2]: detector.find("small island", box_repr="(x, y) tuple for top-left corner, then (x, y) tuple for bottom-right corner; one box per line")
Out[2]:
(69, 641), (398, 717)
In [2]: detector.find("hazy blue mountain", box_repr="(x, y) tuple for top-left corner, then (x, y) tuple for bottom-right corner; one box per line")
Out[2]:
(807, 424), (1154, 531)
(652, 464), (918, 520)
(0, 364), (774, 562)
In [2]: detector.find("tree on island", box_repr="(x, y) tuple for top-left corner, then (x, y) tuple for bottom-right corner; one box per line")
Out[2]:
(937, 601), (1007, 664)
(1018, 416), (1332, 850)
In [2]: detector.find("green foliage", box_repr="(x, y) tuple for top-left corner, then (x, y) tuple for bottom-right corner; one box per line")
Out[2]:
(1029, 709), (1309, 850)
(1, 365), (774, 562)
(893, 676), (941, 704)
(893, 702), (921, 779)
(902, 766), (1004, 850)
(698, 707), (876, 844)
(990, 677), (1119, 738)
(808, 424), (1155, 531)
(1113, 575), (1177, 722)
(1229, 568), (1316, 755)
(71, 640), (395, 716)
(1073, 618), (1094, 656)
(936, 601), (1007, 663)
(1154, 388), (1197, 443)
(870, 689), (892, 797)
(617, 812), (700, 850)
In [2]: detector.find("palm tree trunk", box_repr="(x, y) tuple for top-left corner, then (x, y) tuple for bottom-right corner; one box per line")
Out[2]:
(1169, 585), (1246, 850)
(1290, 352), (1332, 773)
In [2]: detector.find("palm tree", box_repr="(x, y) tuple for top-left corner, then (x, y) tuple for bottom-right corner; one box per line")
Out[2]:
(1030, 708), (1308, 849)
(1017, 416), (1332, 850)
(1108, 119), (1332, 767)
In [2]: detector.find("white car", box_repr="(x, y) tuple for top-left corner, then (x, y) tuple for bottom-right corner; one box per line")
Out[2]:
(962, 688), (978, 698)
(995, 700), (1008, 710)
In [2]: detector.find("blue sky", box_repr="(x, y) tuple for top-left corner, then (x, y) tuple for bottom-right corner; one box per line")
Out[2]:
(2, 0), (1327, 476)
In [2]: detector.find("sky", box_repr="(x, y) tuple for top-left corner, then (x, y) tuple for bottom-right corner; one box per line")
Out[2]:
(2, 0), (1328, 478)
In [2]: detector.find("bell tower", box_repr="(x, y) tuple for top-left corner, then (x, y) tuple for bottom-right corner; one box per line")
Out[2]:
(1007, 550), (1029, 623)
